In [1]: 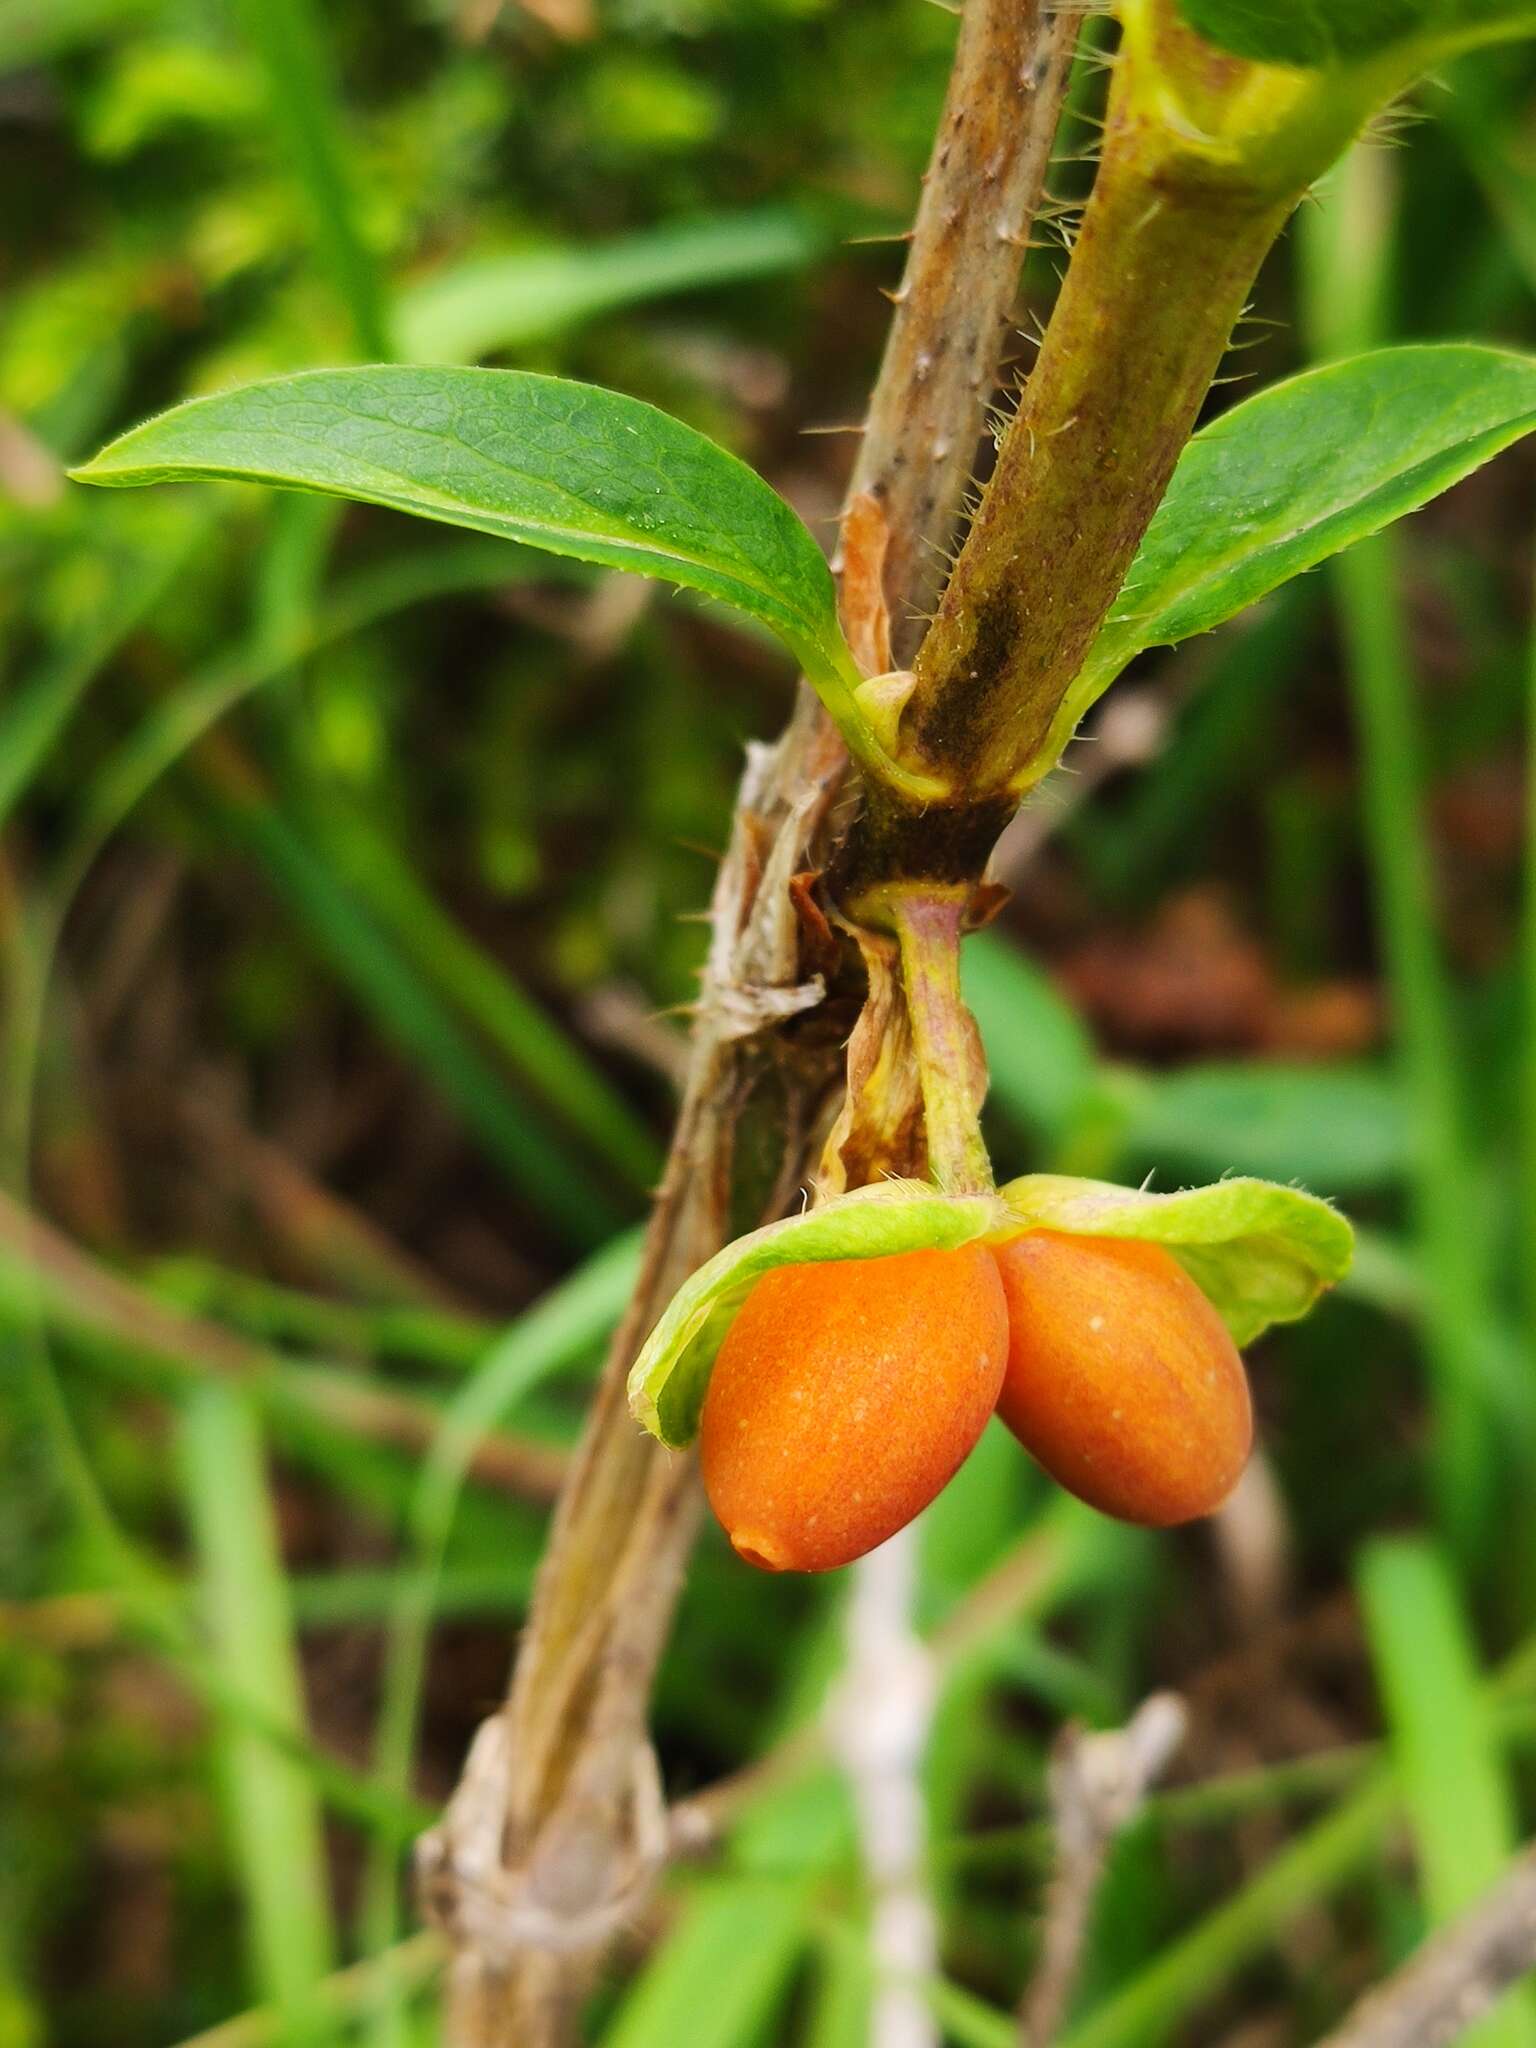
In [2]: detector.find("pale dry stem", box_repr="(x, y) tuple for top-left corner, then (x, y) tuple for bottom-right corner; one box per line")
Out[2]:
(419, 698), (847, 2045)
(1018, 1694), (1188, 2047)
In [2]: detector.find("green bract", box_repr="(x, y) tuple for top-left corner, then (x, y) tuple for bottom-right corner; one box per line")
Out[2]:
(627, 1181), (1007, 1447)
(1000, 1174), (1354, 1347)
(627, 1172), (1353, 1447)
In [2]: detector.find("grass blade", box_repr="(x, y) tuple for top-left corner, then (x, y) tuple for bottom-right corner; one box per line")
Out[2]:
(178, 1383), (337, 2042)
(146, 1256), (493, 1372)
(314, 798), (661, 1190)
(52, 536), (578, 914)
(212, 790), (625, 1245)
(1056, 1772), (1399, 2048)
(234, 0), (390, 358)
(0, 502), (206, 830)
(168, 1936), (444, 2048)
(1357, 1536), (1536, 2048)
(598, 1880), (808, 2048)
(805, 1927), (872, 2048)
(1526, 530), (1536, 1355)
(1299, 144), (1514, 1552)
(396, 209), (824, 363)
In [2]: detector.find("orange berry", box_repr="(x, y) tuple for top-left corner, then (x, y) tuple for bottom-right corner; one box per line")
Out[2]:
(699, 1245), (1009, 1573)
(992, 1231), (1252, 1527)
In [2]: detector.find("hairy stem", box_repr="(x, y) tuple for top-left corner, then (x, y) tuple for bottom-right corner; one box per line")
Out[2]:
(904, 44), (1291, 802)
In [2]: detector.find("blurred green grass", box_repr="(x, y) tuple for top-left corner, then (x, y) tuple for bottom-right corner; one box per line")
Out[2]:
(5, 5), (1536, 2047)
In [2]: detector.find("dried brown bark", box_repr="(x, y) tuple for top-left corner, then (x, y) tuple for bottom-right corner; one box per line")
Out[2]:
(419, 8), (1077, 2042)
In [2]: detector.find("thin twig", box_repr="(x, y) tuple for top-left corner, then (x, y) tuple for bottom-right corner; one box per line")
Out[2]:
(846, 0), (1079, 660)
(1018, 1694), (1188, 2047)
(1312, 1841), (1536, 2048)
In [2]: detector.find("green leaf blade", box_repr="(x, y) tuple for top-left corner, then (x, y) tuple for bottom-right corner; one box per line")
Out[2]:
(1118, 1061), (1408, 1194)
(1062, 345), (1536, 755)
(71, 365), (855, 692)
(236, 0), (390, 360)
(601, 1880), (809, 2048)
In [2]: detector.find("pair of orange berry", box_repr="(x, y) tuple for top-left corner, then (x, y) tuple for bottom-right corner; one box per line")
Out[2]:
(700, 1232), (1253, 1572)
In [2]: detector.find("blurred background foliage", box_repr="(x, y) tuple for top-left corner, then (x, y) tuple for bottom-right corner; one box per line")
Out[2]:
(5, 3), (1536, 2045)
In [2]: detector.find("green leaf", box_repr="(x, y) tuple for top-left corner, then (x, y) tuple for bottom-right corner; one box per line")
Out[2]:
(1175, 0), (1536, 66)
(627, 1182), (1007, 1447)
(1000, 1174), (1353, 1347)
(69, 366), (887, 771)
(806, 1931), (872, 2048)
(1050, 346), (1536, 774)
